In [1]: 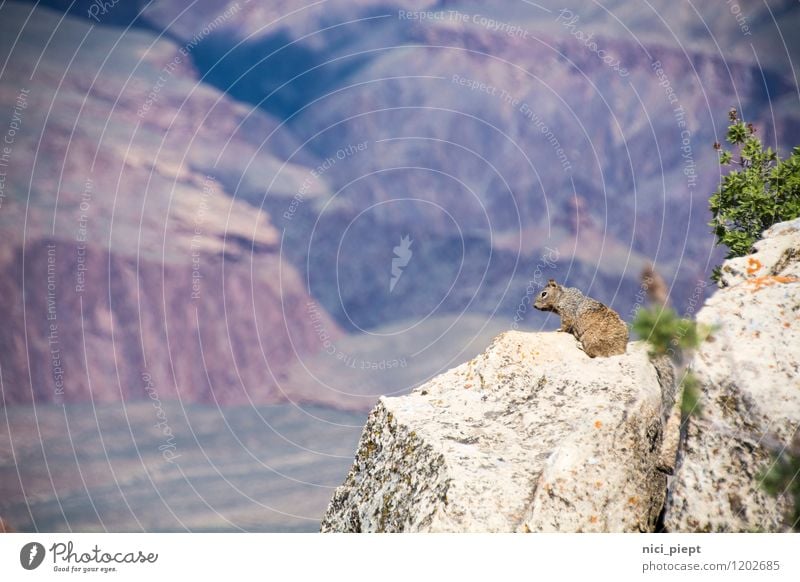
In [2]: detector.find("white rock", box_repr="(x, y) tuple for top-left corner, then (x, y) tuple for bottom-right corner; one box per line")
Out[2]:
(664, 218), (800, 532)
(321, 331), (676, 532)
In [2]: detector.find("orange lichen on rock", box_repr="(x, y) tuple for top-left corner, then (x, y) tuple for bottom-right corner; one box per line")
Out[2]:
(746, 257), (763, 276)
(594, 420), (603, 429)
(745, 275), (799, 291)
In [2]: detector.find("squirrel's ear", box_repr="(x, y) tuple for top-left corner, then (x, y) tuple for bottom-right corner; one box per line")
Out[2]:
(548, 278), (556, 286)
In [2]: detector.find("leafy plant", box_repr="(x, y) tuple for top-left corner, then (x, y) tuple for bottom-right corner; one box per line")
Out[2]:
(709, 108), (800, 279)
(760, 432), (800, 532)
(632, 306), (711, 417)
(678, 370), (701, 417)
(632, 306), (709, 361)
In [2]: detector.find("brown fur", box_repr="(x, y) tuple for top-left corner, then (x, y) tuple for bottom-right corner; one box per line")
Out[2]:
(533, 279), (628, 357)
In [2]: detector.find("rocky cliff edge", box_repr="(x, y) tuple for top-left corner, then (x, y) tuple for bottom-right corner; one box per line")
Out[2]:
(321, 218), (800, 533)
(664, 218), (800, 532)
(321, 332), (675, 532)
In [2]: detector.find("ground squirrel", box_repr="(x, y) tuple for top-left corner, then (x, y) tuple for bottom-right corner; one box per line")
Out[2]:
(533, 279), (628, 357)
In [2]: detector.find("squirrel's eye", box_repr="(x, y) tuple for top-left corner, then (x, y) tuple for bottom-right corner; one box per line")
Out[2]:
(541, 291), (547, 298)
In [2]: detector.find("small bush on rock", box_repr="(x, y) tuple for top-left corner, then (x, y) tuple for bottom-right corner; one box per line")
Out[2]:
(710, 108), (800, 280)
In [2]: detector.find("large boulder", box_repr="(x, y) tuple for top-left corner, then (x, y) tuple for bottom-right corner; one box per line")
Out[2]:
(664, 218), (800, 532)
(321, 331), (676, 532)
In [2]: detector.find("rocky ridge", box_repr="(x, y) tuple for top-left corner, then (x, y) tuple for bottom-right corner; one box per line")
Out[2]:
(321, 331), (676, 532)
(664, 218), (800, 532)
(323, 219), (800, 532)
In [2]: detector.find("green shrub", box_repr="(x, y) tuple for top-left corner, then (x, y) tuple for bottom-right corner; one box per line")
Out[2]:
(631, 306), (708, 361)
(632, 306), (711, 417)
(709, 108), (800, 279)
(760, 433), (800, 532)
(678, 370), (701, 416)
